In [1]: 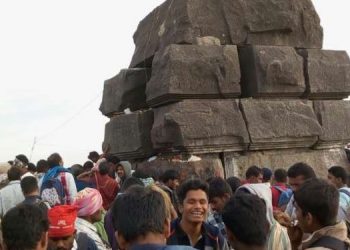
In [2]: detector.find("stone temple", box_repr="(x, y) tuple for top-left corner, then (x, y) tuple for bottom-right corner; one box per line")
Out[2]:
(100, 0), (350, 180)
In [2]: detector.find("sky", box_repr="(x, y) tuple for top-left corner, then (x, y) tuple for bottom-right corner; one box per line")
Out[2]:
(0, 1), (349, 166)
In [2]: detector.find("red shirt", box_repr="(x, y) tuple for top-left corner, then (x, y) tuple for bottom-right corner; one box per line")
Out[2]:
(271, 183), (288, 210)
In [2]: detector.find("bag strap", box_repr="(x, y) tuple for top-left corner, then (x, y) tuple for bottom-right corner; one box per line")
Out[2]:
(60, 172), (69, 204)
(310, 236), (348, 250)
(340, 189), (350, 198)
(273, 185), (285, 193)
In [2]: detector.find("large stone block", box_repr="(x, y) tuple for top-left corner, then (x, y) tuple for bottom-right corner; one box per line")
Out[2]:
(151, 100), (250, 154)
(239, 45), (305, 97)
(130, 0), (323, 67)
(146, 45), (241, 107)
(240, 99), (322, 150)
(223, 148), (350, 178)
(313, 100), (350, 149)
(99, 69), (151, 117)
(103, 110), (154, 160)
(298, 49), (350, 99)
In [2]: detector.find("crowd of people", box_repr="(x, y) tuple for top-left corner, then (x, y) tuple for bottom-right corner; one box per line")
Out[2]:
(0, 152), (349, 250)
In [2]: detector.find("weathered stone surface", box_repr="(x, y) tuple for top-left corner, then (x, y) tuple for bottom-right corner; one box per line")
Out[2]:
(135, 154), (224, 182)
(99, 69), (151, 117)
(239, 45), (305, 97)
(151, 100), (250, 154)
(240, 99), (322, 150)
(130, 0), (323, 67)
(313, 100), (350, 148)
(103, 110), (154, 160)
(146, 45), (241, 107)
(224, 148), (350, 178)
(298, 49), (350, 99)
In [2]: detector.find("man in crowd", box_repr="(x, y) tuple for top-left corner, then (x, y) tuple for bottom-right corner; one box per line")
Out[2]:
(1, 204), (49, 250)
(111, 185), (195, 250)
(207, 177), (233, 238)
(262, 167), (273, 183)
(167, 179), (228, 250)
(285, 162), (316, 220)
(40, 153), (77, 206)
(222, 193), (269, 250)
(159, 169), (180, 211)
(271, 168), (291, 210)
(13, 153), (35, 179)
(245, 165), (263, 184)
(21, 175), (49, 211)
(327, 166), (350, 221)
(48, 205), (98, 250)
(292, 178), (350, 249)
(0, 166), (24, 217)
(88, 151), (100, 163)
(74, 188), (109, 249)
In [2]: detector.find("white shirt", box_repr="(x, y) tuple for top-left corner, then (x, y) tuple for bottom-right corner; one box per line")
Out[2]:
(0, 180), (25, 217)
(75, 217), (109, 250)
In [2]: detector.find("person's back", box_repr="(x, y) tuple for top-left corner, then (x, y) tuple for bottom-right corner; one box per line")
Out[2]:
(0, 166), (25, 217)
(271, 168), (291, 210)
(40, 153), (77, 206)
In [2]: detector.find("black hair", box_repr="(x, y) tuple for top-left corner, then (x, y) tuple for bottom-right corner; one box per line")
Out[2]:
(27, 162), (36, 173)
(328, 166), (348, 184)
(105, 154), (120, 165)
(7, 166), (21, 181)
(262, 167), (272, 182)
(274, 168), (288, 183)
(36, 159), (49, 173)
(294, 178), (339, 227)
(208, 177), (232, 201)
(47, 153), (62, 168)
(120, 177), (144, 193)
(160, 169), (180, 183)
(15, 154), (29, 165)
(287, 162), (316, 179)
(99, 161), (110, 175)
(226, 176), (241, 193)
(111, 186), (166, 242)
(245, 165), (262, 179)
(83, 161), (94, 171)
(177, 178), (209, 204)
(21, 176), (39, 196)
(2, 204), (49, 250)
(88, 151), (99, 159)
(222, 193), (269, 247)
(69, 164), (84, 178)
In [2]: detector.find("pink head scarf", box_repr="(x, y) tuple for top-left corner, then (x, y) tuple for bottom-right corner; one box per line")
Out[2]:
(74, 188), (103, 217)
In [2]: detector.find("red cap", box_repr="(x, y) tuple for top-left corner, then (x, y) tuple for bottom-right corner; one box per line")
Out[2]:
(48, 205), (77, 238)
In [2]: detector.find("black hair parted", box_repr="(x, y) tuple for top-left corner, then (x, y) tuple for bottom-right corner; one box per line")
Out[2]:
(245, 165), (262, 179)
(294, 178), (339, 227)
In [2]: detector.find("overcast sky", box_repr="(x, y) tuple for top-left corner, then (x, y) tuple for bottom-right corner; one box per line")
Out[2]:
(0, 1), (349, 166)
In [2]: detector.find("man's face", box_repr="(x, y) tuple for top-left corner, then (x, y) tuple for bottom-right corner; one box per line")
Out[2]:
(91, 208), (103, 223)
(180, 189), (209, 224)
(248, 174), (263, 184)
(210, 195), (229, 213)
(48, 233), (75, 250)
(295, 202), (312, 234)
(116, 165), (125, 178)
(288, 175), (306, 192)
(327, 173), (342, 189)
(167, 179), (180, 190)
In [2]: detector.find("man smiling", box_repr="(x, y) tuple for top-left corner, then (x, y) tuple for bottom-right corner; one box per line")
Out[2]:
(167, 179), (228, 250)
